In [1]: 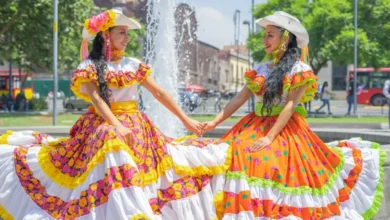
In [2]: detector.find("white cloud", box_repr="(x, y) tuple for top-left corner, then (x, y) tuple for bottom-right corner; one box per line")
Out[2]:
(195, 6), (247, 49)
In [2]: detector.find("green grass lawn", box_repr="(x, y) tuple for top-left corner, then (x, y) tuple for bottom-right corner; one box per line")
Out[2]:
(0, 114), (81, 127)
(190, 115), (388, 124)
(305, 117), (388, 123)
(0, 114), (387, 127)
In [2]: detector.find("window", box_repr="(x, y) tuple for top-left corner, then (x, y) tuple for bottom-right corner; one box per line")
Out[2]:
(356, 72), (369, 89)
(332, 65), (348, 91)
(369, 72), (390, 89)
(0, 78), (6, 89)
(225, 70), (229, 83)
(208, 60), (213, 79)
(231, 64), (235, 77)
(199, 62), (204, 74)
(13, 77), (20, 89)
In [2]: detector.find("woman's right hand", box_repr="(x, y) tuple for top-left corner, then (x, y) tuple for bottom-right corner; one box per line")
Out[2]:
(202, 120), (217, 133)
(115, 125), (136, 146)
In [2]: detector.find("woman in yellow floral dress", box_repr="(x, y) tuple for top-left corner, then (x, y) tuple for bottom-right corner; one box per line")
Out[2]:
(0, 9), (230, 220)
(203, 11), (384, 220)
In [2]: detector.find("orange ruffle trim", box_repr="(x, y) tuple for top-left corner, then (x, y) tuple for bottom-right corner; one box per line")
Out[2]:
(245, 69), (318, 103)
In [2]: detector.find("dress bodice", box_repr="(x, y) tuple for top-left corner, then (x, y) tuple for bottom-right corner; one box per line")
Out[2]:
(71, 57), (151, 103)
(244, 61), (318, 106)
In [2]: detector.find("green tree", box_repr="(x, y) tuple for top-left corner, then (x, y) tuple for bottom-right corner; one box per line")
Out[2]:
(248, 0), (389, 74)
(0, 0), (145, 76)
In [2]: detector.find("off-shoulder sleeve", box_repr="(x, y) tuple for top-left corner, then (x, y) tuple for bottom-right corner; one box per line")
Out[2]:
(283, 61), (318, 103)
(70, 60), (97, 102)
(104, 58), (152, 87)
(244, 64), (266, 96)
(70, 58), (152, 102)
(127, 57), (152, 84)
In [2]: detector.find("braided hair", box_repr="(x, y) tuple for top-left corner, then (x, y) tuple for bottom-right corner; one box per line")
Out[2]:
(261, 27), (300, 116)
(88, 32), (111, 105)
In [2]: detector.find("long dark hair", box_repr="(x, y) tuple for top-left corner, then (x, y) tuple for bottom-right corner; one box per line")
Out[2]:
(88, 32), (111, 105)
(261, 27), (300, 116)
(321, 81), (328, 94)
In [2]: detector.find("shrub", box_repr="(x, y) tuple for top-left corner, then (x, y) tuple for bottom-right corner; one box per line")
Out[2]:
(29, 98), (48, 111)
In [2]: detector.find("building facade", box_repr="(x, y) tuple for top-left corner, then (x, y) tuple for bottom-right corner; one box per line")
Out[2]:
(219, 45), (251, 93)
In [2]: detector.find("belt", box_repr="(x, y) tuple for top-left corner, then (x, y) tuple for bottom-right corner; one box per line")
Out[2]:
(255, 102), (306, 117)
(88, 101), (138, 114)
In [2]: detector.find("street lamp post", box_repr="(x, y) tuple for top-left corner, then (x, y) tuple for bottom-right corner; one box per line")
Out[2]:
(243, 20), (251, 112)
(251, 0), (255, 112)
(53, 0), (58, 125)
(234, 10), (240, 94)
(353, 0), (358, 115)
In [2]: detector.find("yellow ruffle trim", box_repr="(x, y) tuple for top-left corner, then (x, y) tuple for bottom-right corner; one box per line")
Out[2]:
(38, 138), (138, 189)
(172, 135), (198, 144)
(174, 145), (232, 176)
(70, 64), (152, 103)
(141, 145), (232, 186)
(47, 137), (69, 146)
(70, 75), (94, 102)
(0, 204), (13, 220)
(142, 144), (232, 185)
(0, 130), (13, 144)
(106, 67), (152, 87)
(141, 156), (174, 186)
(129, 213), (151, 220)
(213, 191), (224, 220)
(38, 137), (232, 189)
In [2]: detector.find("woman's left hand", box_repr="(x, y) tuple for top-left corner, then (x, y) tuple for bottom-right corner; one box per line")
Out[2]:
(250, 136), (272, 152)
(183, 118), (204, 136)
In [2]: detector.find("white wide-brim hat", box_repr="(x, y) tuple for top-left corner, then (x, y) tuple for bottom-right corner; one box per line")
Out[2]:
(256, 11), (309, 48)
(82, 9), (141, 41)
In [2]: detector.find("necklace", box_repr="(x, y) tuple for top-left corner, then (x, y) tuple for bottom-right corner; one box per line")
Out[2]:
(111, 50), (125, 63)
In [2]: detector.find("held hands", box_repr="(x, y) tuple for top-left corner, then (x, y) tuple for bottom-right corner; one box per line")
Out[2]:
(201, 121), (217, 133)
(183, 118), (205, 136)
(250, 136), (272, 152)
(183, 118), (218, 136)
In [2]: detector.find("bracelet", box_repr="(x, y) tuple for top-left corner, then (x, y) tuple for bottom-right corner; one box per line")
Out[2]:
(265, 134), (273, 141)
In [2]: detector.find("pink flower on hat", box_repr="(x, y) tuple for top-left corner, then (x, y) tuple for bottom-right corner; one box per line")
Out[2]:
(84, 10), (117, 35)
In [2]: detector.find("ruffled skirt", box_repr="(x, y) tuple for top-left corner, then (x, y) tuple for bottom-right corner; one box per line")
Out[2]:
(220, 112), (384, 220)
(0, 110), (231, 220)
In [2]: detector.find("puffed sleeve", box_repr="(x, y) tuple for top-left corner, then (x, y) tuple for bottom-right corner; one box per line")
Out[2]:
(282, 61), (318, 103)
(244, 64), (266, 96)
(70, 59), (98, 102)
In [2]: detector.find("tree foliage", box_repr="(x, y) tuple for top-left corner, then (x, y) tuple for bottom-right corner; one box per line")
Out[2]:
(248, 0), (390, 74)
(0, 0), (145, 74)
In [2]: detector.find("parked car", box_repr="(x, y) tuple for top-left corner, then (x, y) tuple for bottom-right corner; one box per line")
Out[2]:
(63, 96), (90, 111)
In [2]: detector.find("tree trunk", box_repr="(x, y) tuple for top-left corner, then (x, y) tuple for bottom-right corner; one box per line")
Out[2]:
(8, 61), (12, 95)
(0, 13), (19, 35)
(19, 65), (27, 90)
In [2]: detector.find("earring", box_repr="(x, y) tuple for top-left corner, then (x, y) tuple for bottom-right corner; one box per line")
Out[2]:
(281, 43), (286, 52)
(103, 31), (111, 62)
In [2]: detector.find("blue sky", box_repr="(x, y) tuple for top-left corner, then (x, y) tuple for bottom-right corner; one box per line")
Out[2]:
(179, 0), (267, 49)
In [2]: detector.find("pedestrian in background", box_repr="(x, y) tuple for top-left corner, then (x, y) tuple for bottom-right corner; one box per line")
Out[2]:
(383, 77), (390, 127)
(315, 81), (334, 115)
(346, 74), (355, 115)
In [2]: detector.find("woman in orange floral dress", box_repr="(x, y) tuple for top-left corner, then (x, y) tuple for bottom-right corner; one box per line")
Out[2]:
(0, 10), (230, 220)
(203, 11), (384, 220)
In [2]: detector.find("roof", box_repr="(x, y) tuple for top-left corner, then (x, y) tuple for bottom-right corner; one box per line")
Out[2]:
(0, 68), (30, 77)
(349, 67), (390, 72)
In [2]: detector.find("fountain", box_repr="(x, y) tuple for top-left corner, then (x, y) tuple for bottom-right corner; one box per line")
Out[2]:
(143, 0), (184, 137)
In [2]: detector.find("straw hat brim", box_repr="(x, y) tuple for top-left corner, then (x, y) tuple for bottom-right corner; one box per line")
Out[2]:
(256, 12), (309, 48)
(82, 10), (141, 41)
